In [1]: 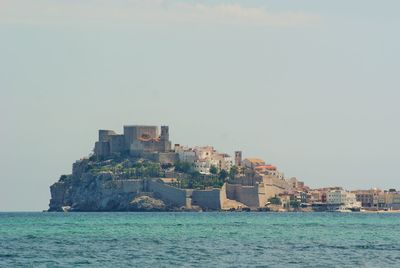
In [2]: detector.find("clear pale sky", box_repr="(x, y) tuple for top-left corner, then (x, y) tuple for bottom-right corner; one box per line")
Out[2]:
(1, 0), (399, 211)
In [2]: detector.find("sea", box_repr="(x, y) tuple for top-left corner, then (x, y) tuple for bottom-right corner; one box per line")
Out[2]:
(1, 212), (400, 267)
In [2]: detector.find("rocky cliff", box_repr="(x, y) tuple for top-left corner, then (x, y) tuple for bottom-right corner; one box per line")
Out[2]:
(48, 157), (174, 212)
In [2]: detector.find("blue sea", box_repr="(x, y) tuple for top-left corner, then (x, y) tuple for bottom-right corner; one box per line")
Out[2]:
(1, 212), (400, 267)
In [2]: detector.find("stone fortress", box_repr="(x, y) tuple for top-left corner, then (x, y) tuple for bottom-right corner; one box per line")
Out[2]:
(86, 124), (303, 211)
(49, 124), (400, 212)
(94, 125), (177, 163)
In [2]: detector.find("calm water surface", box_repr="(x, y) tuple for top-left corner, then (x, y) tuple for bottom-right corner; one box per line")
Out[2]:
(1, 212), (400, 267)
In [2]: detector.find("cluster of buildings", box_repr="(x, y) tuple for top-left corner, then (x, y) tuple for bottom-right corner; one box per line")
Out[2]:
(174, 145), (233, 174)
(91, 124), (399, 211)
(275, 187), (400, 211)
(94, 125), (233, 175)
(351, 188), (400, 210)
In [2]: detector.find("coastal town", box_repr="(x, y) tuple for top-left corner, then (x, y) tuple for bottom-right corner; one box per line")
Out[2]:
(49, 125), (400, 212)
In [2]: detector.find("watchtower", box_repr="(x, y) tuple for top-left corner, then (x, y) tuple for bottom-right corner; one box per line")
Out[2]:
(234, 151), (242, 167)
(160, 126), (169, 141)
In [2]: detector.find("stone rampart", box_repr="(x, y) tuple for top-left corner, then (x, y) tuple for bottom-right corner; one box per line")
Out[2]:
(110, 135), (126, 154)
(226, 183), (261, 208)
(148, 179), (186, 207)
(94, 141), (110, 157)
(191, 189), (221, 210)
(99, 130), (117, 142)
(112, 179), (144, 193)
(263, 176), (291, 199)
(124, 125), (158, 148)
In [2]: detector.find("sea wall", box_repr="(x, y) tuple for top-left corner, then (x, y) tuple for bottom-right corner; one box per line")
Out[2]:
(226, 183), (260, 208)
(191, 189), (221, 210)
(148, 180), (186, 207)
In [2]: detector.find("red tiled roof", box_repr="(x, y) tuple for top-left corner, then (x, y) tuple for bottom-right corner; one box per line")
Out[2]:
(255, 165), (277, 171)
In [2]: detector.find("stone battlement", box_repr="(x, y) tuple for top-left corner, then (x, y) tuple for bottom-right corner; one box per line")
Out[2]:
(94, 125), (172, 160)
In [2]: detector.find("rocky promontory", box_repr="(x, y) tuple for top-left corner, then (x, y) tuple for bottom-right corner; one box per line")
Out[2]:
(48, 156), (184, 212)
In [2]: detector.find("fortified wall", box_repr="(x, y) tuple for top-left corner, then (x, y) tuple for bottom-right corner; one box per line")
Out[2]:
(94, 125), (176, 163)
(225, 183), (266, 209)
(191, 189), (221, 210)
(147, 179), (187, 207)
(263, 175), (292, 199)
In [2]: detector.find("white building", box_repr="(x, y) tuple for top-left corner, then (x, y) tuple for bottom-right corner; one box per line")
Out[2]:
(175, 145), (232, 174)
(194, 159), (212, 174)
(174, 145), (197, 163)
(327, 190), (361, 208)
(193, 146), (215, 160)
(212, 153), (233, 172)
(327, 190), (346, 205)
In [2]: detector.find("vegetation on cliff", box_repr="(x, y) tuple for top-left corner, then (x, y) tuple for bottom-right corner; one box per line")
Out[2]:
(49, 154), (237, 211)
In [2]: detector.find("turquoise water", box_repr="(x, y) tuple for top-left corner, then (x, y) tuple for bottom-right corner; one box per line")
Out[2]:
(1, 212), (400, 267)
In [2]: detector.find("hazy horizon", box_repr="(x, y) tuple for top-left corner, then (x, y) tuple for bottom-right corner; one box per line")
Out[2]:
(1, 0), (400, 211)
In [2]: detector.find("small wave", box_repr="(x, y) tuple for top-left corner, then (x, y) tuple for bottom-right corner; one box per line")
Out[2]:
(0, 253), (18, 258)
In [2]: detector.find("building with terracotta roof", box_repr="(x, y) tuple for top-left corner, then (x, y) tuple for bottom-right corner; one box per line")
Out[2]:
(242, 158), (266, 169)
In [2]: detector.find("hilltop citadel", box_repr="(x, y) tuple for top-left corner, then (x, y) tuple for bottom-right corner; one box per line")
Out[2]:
(49, 125), (400, 212)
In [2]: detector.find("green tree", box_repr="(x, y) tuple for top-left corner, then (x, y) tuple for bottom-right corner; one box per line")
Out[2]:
(189, 170), (201, 179)
(146, 163), (161, 177)
(268, 196), (281, 205)
(218, 169), (228, 180)
(229, 166), (238, 179)
(209, 165), (218, 175)
(174, 161), (193, 173)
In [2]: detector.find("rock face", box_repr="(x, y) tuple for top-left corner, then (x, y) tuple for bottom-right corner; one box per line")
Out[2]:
(48, 156), (224, 212)
(48, 171), (168, 212)
(129, 195), (166, 211)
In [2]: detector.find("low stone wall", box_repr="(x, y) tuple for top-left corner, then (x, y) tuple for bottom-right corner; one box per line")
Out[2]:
(191, 189), (221, 210)
(148, 180), (187, 207)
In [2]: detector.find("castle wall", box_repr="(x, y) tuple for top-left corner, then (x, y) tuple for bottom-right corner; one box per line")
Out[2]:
(191, 189), (221, 210)
(220, 183), (228, 208)
(99, 130), (116, 142)
(226, 183), (261, 209)
(148, 180), (186, 207)
(230, 176), (257, 186)
(263, 175), (291, 199)
(161, 140), (172, 152)
(257, 183), (267, 207)
(265, 185), (285, 200)
(112, 179), (143, 193)
(124, 125), (158, 148)
(131, 140), (171, 153)
(110, 134), (125, 154)
(94, 141), (110, 157)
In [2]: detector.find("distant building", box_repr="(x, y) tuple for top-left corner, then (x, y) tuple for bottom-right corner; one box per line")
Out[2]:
(234, 151), (242, 167)
(352, 189), (382, 208)
(354, 189), (400, 209)
(327, 190), (361, 208)
(174, 145), (233, 174)
(242, 158), (266, 169)
(174, 144), (196, 163)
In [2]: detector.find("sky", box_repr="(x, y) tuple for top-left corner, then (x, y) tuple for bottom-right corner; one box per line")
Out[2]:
(1, 0), (400, 211)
